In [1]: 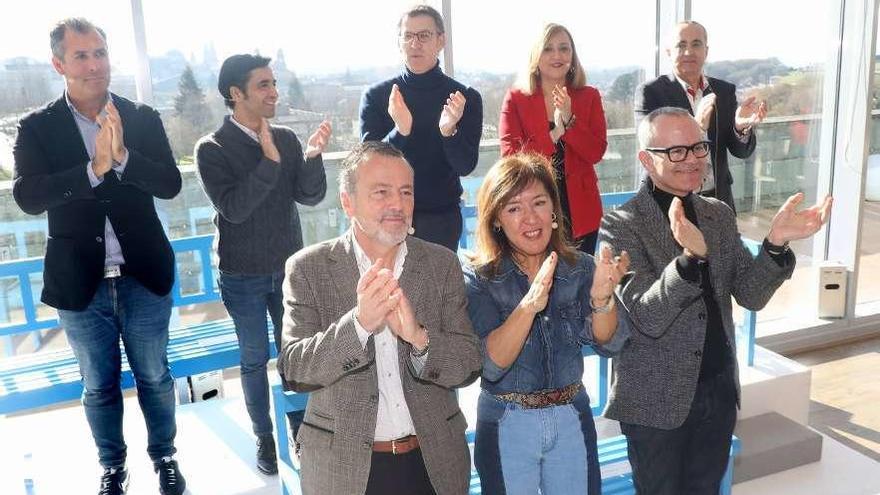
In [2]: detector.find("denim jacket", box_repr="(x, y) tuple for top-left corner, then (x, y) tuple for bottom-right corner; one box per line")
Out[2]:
(463, 252), (630, 396)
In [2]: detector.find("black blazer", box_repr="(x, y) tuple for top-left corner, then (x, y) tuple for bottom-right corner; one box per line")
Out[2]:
(634, 74), (756, 212)
(12, 93), (182, 311)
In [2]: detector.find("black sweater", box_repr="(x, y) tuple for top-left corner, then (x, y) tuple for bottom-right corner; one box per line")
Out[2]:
(651, 185), (793, 382)
(359, 62), (483, 212)
(195, 117), (326, 274)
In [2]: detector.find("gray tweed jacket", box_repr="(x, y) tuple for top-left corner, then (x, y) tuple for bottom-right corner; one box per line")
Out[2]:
(277, 231), (481, 495)
(598, 181), (794, 429)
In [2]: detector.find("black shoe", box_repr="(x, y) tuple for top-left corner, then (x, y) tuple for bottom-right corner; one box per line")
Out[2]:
(98, 466), (129, 495)
(155, 458), (186, 495)
(256, 434), (278, 475)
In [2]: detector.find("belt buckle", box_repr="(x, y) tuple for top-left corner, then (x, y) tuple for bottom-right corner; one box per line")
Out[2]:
(391, 439), (398, 455)
(103, 265), (122, 278)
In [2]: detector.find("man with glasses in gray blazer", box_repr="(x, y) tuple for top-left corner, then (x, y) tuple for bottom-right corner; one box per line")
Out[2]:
(278, 141), (481, 495)
(600, 107), (831, 494)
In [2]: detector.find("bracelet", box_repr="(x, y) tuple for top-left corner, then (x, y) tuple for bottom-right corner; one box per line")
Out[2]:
(764, 238), (790, 256)
(411, 324), (430, 357)
(589, 295), (615, 314)
(563, 113), (577, 129)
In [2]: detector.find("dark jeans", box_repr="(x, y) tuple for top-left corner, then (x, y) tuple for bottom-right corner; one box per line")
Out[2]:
(365, 448), (436, 495)
(58, 276), (176, 468)
(219, 271), (302, 437)
(621, 370), (737, 495)
(412, 208), (463, 252)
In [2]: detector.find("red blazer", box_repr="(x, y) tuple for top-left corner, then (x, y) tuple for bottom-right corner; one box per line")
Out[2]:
(499, 86), (607, 238)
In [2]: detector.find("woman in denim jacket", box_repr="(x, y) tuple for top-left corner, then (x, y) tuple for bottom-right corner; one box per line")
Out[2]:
(464, 153), (631, 495)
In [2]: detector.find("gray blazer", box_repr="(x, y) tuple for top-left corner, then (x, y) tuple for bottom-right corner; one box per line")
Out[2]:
(598, 181), (794, 429)
(278, 232), (481, 495)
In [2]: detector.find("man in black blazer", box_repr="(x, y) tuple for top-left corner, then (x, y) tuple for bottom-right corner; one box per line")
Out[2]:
(12, 18), (185, 495)
(635, 21), (767, 212)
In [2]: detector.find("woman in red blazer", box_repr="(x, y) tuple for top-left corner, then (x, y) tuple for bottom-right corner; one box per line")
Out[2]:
(499, 23), (608, 253)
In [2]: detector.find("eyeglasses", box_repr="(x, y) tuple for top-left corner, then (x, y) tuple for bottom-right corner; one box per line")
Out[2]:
(645, 141), (711, 162)
(399, 30), (436, 44)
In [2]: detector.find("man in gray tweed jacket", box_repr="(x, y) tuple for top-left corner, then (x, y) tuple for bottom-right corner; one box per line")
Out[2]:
(278, 141), (481, 495)
(599, 107), (831, 494)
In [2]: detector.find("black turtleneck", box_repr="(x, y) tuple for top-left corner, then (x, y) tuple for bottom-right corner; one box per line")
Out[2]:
(359, 61), (483, 213)
(650, 185), (731, 382)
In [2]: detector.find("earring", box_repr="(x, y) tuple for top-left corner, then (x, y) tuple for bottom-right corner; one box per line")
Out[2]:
(551, 213), (559, 230)
(407, 226), (415, 235)
(493, 224), (501, 233)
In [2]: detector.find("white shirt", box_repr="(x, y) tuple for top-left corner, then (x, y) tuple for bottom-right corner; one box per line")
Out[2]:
(350, 232), (427, 441)
(230, 116), (260, 142)
(675, 74), (716, 191)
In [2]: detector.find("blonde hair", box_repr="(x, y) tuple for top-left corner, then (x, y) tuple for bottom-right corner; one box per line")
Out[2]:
(516, 23), (587, 95)
(469, 153), (578, 277)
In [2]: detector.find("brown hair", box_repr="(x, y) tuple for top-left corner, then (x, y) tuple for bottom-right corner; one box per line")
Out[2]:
(50, 17), (107, 60)
(470, 153), (577, 277)
(517, 23), (586, 95)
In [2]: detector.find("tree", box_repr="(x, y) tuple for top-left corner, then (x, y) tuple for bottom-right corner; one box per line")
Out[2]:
(168, 65), (213, 162)
(174, 65), (211, 129)
(607, 69), (640, 104)
(287, 71), (310, 110)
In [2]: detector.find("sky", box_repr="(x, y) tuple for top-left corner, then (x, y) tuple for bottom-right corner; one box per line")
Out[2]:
(0, 0), (840, 77)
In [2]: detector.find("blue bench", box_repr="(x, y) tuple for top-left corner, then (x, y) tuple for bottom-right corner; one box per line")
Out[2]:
(0, 234), (268, 415)
(271, 346), (741, 495)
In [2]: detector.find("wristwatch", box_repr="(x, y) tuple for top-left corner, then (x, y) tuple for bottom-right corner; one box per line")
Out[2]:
(411, 324), (430, 357)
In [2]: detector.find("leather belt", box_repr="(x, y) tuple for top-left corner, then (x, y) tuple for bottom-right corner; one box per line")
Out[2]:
(372, 435), (419, 455)
(495, 382), (582, 409)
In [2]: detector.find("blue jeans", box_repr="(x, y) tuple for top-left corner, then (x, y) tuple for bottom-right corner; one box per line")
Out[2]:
(475, 391), (598, 495)
(220, 271), (300, 437)
(58, 276), (176, 469)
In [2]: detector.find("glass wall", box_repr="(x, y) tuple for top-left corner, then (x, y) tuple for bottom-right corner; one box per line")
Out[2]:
(140, 0), (427, 246)
(692, 0), (837, 333)
(1, 0), (878, 351)
(856, 3), (880, 315)
(453, 0), (653, 189)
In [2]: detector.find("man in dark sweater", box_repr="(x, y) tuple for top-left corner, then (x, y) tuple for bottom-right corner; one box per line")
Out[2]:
(359, 4), (483, 251)
(195, 54), (330, 475)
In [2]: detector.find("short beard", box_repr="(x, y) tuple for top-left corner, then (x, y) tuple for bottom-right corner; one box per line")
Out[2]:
(352, 217), (409, 248)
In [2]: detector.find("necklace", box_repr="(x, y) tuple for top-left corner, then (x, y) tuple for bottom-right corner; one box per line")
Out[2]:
(511, 253), (545, 279)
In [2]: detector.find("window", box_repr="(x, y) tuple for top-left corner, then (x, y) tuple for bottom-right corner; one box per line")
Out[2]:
(692, 0), (839, 334)
(142, 0), (421, 243)
(856, 5), (880, 314)
(453, 0), (654, 193)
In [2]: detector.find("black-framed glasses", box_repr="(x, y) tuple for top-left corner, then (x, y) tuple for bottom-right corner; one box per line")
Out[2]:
(399, 30), (436, 44)
(646, 141), (711, 162)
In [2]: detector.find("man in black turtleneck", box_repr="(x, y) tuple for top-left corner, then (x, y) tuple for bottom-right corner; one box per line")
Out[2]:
(359, 4), (482, 252)
(599, 107), (832, 494)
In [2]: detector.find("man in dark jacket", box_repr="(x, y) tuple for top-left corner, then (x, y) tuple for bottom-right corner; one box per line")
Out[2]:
(635, 21), (767, 212)
(195, 53), (330, 475)
(13, 17), (184, 495)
